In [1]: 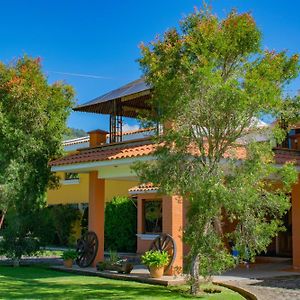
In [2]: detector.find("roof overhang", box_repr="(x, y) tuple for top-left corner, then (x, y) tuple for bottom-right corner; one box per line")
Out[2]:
(51, 155), (154, 174)
(73, 79), (153, 118)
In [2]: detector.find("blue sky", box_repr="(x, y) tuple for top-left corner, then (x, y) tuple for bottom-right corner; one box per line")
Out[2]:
(1, 0), (299, 132)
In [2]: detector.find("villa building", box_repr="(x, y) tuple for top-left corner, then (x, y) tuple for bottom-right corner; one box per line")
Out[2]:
(49, 78), (300, 274)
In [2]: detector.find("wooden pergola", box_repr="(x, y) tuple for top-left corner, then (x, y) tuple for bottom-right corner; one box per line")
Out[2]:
(73, 78), (153, 143)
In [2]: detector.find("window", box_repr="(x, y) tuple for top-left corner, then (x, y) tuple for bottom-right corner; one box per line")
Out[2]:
(62, 173), (80, 185)
(65, 173), (79, 180)
(143, 200), (162, 233)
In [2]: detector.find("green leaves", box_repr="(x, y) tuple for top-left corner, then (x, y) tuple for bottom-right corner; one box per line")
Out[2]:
(141, 250), (169, 268)
(136, 4), (300, 286)
(61, 249), (78, 260)
(0, 56), (74, 259)
(104, 197), (137, 253)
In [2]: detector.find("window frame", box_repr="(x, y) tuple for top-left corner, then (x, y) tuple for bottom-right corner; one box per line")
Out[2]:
(142, 198), (163, 234)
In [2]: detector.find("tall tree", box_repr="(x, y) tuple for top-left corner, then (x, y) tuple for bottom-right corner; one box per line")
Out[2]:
(135, 7), (300, 294)
(0, 56), (74, 263)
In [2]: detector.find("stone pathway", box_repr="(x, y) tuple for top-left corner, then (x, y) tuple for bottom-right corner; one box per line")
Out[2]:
(214, 260), (300, 300)
(51, 264), (186, 286)
(222, 277), (300, 300)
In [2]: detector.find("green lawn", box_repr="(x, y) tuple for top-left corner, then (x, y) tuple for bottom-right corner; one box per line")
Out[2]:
(0, 266), (244, 299)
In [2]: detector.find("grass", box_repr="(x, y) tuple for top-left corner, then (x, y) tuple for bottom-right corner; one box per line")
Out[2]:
(35, 250), (63, 257)
(0, 266), (245, 299)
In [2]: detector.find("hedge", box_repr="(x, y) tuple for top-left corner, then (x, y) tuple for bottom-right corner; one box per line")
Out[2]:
(104, 197), (137, 252)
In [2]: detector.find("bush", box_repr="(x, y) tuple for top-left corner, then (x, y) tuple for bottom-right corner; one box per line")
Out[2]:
(0, 208), (54, 261)
(61, 249), (77, 260)
(104, 197), (137, 252)
(47, 204), (81, 246)
(80, 206), (88, 235)
(141, 250), (169, 268)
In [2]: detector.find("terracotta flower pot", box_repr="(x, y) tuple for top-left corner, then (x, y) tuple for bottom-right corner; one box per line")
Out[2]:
(149, 266), (164, 278)
(63, 259), (73, 268)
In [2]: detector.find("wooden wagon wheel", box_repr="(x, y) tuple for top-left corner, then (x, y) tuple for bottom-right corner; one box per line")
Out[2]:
(76, 231), (98, 268)
(149, 233), (176, 272)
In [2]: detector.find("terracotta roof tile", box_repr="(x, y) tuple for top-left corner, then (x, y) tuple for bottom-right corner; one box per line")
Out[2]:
(50, 139), (156, 166)
(122, 127), (155, 136)
(51, 138), (250, 167)
(62, 128), (155, 147)
(63, 136), (89, 146)
(128, 183), (159, 194)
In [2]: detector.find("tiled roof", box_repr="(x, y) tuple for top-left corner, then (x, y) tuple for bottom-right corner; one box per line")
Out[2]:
(63, 136), (90, 146)
(50, 139), (156, 166)
(51, 138), (250, 167)
(187, 143), (247, 160)
(56, 129), (300, 170)
(62, 128), (155, 147)
(128, 183), (159, 194)
(122, 127), (155, 136)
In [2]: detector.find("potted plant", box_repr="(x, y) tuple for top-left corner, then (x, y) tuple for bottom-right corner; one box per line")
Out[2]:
(61, 249), (77, 268)
(141, 250), (169, 278)
(96, 251), (134, 274)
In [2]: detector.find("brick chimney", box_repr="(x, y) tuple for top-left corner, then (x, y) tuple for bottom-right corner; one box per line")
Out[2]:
(88, 129), (108, 147)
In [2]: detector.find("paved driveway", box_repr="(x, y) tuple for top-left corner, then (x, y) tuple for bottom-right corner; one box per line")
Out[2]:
(214, 260), (300, 300)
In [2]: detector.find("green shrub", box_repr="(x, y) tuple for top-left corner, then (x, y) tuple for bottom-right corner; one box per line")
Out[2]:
(47, 204), (81, 246)
(96, 261), (107, 271)
(80, 206), (88, 235)
(141, 250), (169, 268)
(61, 249), (77, 260)
(108, 250), (119, 263)
(104, 197), (137, 252)
(0, 208), (53, 261)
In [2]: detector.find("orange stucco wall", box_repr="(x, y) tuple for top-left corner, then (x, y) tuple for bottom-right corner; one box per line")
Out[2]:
(105, 180), (139, 202)
(89, 172), (105, 265)
(162, 195), (184, 275)
(292, 174), (300, 269)
(136, 193), (185, 275)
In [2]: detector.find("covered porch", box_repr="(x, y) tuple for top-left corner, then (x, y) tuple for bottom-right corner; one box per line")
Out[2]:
(50, 128), (185, 275)
(50, 78), (300, 273)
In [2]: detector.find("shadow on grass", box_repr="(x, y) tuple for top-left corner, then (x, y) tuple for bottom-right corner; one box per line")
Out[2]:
(0, 282), (192, 299)
(0, 265), (72, 279)
(0, 266), (198, 300)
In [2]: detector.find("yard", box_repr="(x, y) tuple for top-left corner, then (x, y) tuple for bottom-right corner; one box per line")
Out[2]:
(0, 266), (244, 299)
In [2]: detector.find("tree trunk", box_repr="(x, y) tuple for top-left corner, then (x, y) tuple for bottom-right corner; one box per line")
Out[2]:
(0, 209), (6, 229)
(190, 253), (200, 295)
(189, 221), (211, 295)
(214, 214), (223, 236)
(13, 258), (20, 267)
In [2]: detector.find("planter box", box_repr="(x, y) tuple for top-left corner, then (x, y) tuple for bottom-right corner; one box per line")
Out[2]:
(96, 261), (133, 274)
